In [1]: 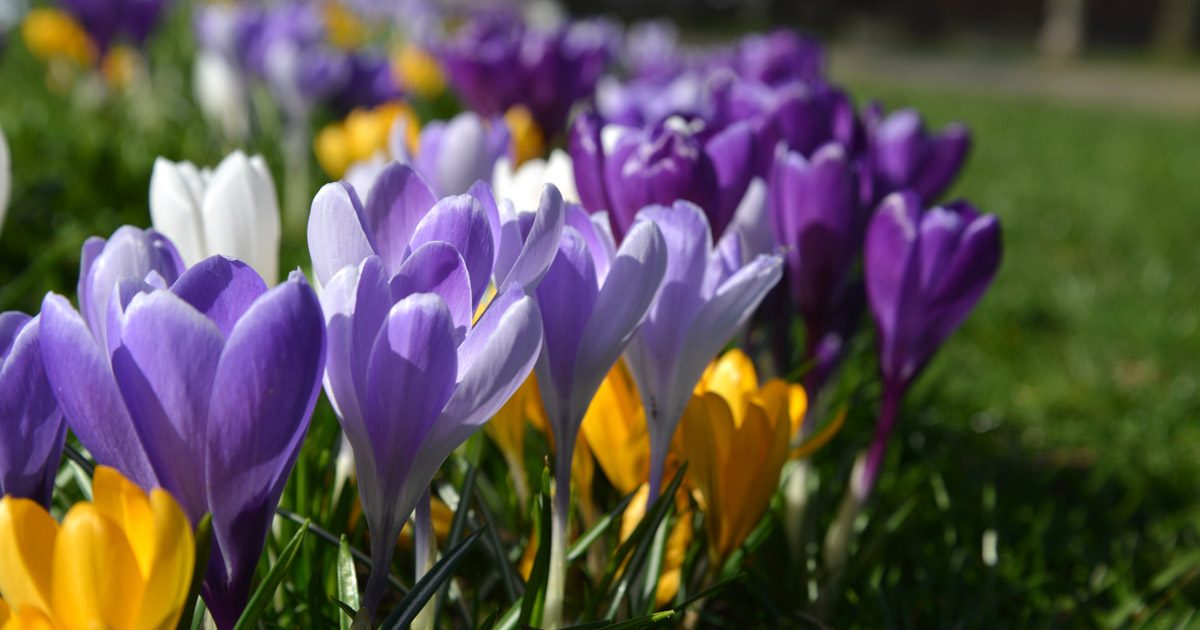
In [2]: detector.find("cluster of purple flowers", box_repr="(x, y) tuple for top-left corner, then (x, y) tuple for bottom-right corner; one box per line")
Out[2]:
(0, 7), (1002, 628)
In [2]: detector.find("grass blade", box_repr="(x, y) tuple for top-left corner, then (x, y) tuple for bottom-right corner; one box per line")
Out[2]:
(378, 527), (487, 630)
(336, 535), (359, 630)
(232, 518), (309, 630)
(567, 491), (635, 564)
(519, 464), (553, 627)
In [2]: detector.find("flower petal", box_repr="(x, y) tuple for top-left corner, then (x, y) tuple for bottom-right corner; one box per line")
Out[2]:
(390, 242), (473, 336)
(52, 504), (143, 630)
(111, 290), (225, 521)
(407, 194), (494, 307)
(496, 184), (565, 291)
(170, 255), (268, 337)
(363, 162), (437, 274)
(308, 182), (375, 287)
(0, 497), (57, 614)
(39, 294), (156, 488)
(0, 316), (65, 507)
(205, 273), (325, 616)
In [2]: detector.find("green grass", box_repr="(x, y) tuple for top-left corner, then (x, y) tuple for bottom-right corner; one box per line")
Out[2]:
(3, 20), (1199, 625)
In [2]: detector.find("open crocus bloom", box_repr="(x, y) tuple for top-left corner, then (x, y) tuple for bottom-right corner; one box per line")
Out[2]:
(389, 111), (511, 197)
(0, 312), (65, 508)
(308, 162), (564, 302)
(149, 151), (282, 284)
(624, 201), (783, 499)
(678, 349), (805, 566)
(0, 466), (193, 630)
(320, 256), (542, 616)
(40, 250), (326, 629)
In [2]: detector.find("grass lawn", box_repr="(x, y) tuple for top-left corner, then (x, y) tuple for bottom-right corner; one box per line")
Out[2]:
(824, 80), (1200, 624)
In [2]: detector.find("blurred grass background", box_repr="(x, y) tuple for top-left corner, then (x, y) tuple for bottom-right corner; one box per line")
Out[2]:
(1, 8), (1198, 624)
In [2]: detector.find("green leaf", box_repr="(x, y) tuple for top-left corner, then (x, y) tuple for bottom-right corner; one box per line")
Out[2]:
(586, 465), (687, 620)
(433, 444), (481, 628)
(562, 611), (676, 630)
(232, 518), (309, 630)
(377, 527), (486, 630)
(177, 513), (212, 630)
(635, 517), (671, 614)
(336, 535), (359, 630)
(518, 464), (553, 628)
(567, 491), (635, 564)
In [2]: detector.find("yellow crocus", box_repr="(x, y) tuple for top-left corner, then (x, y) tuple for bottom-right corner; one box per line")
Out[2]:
(322, 1), (366, 50)
(679, 349), (806, 567)
(392, 43), (446, 101)
(100, 46), (141, 91)
(503, 106), (545, 168)
(0, 466), (194, 630)
(20, 8), (96, 67)
(315, 101), (420, 179)
(580, 360), (649, 496)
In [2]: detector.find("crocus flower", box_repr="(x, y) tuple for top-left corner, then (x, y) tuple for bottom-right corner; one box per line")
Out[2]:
(320, 255), (543, 617)
(493, 149), (578, 213)
(20, 7), (95, 67)
(437, 13), (614, 134)
(861, 192), (1001, 498)
(57, 0), (167, 54)
(315, 101), (419, 180)
(193, 49), (251, 142)
(677, 349), (805, 567)
(40, 252), (326, 628)
(769, 143), (865, 392)
(0, 312), (65, 508)
(866, 105), (971, 203)
(0, 466), (194, 629)
(730, 29), (825, 87)
(392, 42), (446, 101)
(534, 206), (667, 628)
(569, 113), (756, 242)
(390, 111), (511, 197)
(149, 151), (282, 284)
(308, 162), (563, 302)
(0, 125), (8, 236)
(624, 201), (784, 499)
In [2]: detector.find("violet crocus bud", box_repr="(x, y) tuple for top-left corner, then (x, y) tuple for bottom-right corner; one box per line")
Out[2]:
(569, 115), (755, 242)
(861, 191), (1001, 497)
(866, 105), (971, 203)
(0, 312), (65, 508)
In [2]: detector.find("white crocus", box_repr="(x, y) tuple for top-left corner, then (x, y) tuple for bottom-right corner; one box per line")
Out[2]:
(0, 125), (9, 237)
(492, 149), (579, 211)
(149, 151), (281, 284)
(194, 51), (251, 142)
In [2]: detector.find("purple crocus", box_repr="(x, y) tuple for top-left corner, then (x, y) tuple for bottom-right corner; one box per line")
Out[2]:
(390, 112), (511, 197)
(866, 105), (971, 203)
(623, 201), (783, 499)
(40, 242), (326, 629)
(535, 206), (667, 628)
(0, 313), (65, 508)
(59, 0), (168, 53)
(437, 13), (615, 133)
(321, 255), (542, 618)
(769, 143), (867, 393)
(569, 113), (755, 243)
(861, 192), (1001, 499)
(731, 29), (825, 87)
(308, 162), (563, 299)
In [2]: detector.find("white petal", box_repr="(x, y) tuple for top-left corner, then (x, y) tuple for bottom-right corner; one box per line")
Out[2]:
(148, 157), (207, 266)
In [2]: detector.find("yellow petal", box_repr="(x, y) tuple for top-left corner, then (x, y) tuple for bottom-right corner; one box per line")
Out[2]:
(582, 362), (649, 495)
(133, 489), (195, 630)
(51, 504), (143, 630)
(503, 106), (545, 167)
(5, 605), (56, 630)
(0, 597), (9, 625)
(314, 125), (350, 179)
(698, 350), (759, 427)
(758, 379), (808, 438)
(92, 466), (156, 576)
(0, 498), (57, 615)
(393, 43), (446, 101)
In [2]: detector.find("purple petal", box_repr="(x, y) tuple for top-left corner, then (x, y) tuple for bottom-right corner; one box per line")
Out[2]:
(390, 242), (473, 335)
(0, 312), (32, 356)
(308, 182), (376, 287)
(913, 124), (970, 202)
(407, 194), (494, 307)
(569, 111), (611, 216)
(0, 316), (66, 507)
(495, 184), (565, 290)
(79, 227), (185, 347)
(468, 180), (504, 258)
(704, 121), (756, 237)
(206, 273), (325, 619)
(365, 294), (458, 502)
(533, 227), (600, 414)
(39, 294), (157, 489)
(865, 192), (926, 384)
(364, 163), (438, 273)
(632, 202), (711, 365)
(171, 256), (268, 337)
(575, 219), (667, 421)
(111, 290), (225, 521)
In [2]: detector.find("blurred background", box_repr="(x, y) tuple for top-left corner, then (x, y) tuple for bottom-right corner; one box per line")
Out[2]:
(0, 0), (1197, 624)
